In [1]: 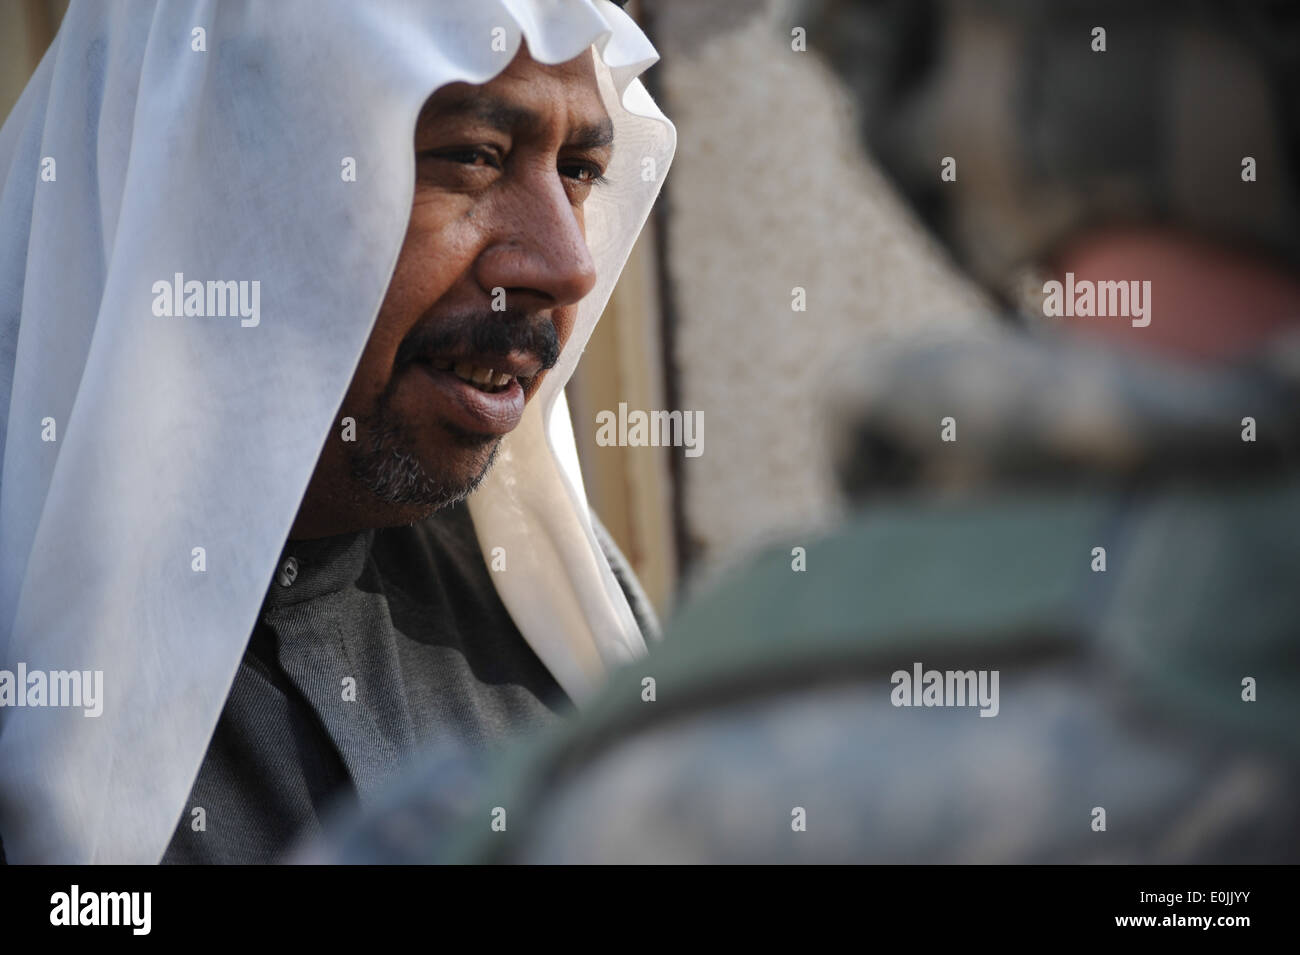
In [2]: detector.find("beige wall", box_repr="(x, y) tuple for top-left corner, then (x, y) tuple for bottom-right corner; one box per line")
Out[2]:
(0, 0), (66, 121)
(648, 0), (992, 589)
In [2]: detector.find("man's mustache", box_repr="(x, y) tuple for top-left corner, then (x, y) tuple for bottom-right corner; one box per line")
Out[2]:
(395, 308), (560, 370)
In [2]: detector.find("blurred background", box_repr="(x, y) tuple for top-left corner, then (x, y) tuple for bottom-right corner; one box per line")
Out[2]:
(1, 0), (991, 615)
(571, 0), (993, 615)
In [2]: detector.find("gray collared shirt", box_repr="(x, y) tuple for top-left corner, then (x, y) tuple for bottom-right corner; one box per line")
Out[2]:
(162, 502), (580, 863)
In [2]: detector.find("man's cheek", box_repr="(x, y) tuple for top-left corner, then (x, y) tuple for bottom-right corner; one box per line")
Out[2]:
(554, 308), (578, 351)
(338, 370), (379, 420)
(522, 371), (549, 403)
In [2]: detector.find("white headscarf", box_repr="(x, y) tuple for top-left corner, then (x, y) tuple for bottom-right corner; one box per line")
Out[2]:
(0, 0), (674, 863)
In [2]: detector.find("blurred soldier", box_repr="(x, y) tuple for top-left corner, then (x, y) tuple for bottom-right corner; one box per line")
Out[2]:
(313, 0), (1300, 863)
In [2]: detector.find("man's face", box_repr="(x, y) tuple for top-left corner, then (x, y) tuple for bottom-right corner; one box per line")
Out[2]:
(293, 45), (613, 538)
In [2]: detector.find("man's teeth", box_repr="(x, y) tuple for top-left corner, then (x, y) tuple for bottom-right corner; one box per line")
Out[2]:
(444, 361), (514, 391)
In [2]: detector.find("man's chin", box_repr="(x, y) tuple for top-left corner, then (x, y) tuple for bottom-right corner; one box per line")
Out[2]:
(349, 431), (502, 519)
(430, 436), (502, 496)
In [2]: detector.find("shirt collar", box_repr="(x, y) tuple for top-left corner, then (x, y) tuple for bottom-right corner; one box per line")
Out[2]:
(261, 528), (375, 610)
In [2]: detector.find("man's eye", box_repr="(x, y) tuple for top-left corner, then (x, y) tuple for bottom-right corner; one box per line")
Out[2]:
(560, 163), (609, 187)
(421, 147), (502, 169)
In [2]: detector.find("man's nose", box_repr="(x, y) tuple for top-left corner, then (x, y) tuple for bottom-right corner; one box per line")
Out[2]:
(474, 176), (598, 309)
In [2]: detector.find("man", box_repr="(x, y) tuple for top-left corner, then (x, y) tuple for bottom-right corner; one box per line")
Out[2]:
(0, 0), (673, 863)
(315, 0), (1300, 863)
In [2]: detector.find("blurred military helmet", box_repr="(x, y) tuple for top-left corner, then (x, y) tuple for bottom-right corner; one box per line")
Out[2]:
(803, 0), (1300, 299)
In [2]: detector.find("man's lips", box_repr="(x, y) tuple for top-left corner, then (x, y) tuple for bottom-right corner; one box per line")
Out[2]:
(405, 351), (541, 436)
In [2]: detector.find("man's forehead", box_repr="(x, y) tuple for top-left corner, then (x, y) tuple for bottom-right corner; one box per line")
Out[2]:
(418, 49), (613, 146)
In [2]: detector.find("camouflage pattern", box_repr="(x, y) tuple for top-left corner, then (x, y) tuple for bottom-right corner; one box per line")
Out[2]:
(827, 328), (1300, 495)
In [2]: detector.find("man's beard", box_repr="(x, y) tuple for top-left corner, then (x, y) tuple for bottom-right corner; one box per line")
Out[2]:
(348, 306), (558, 513)
(345, 306), (559, 514)
(348, 397), (502, 513)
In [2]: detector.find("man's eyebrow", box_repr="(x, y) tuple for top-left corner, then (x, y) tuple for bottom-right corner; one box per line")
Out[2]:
(568, 118), (615, 151)
(420, 92), (614, 150)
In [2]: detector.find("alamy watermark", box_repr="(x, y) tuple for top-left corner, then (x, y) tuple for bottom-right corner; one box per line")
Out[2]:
(151, 273), (261, 327)
(50, 885), (150, 935)
(890, 662), (999, 717)
(1041, 272), (1151, 327)
(595, 403), (703, 457)
(0, 664), (103, 717)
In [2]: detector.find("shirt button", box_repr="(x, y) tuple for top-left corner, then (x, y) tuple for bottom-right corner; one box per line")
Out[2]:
(276, 556), (299, 587)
